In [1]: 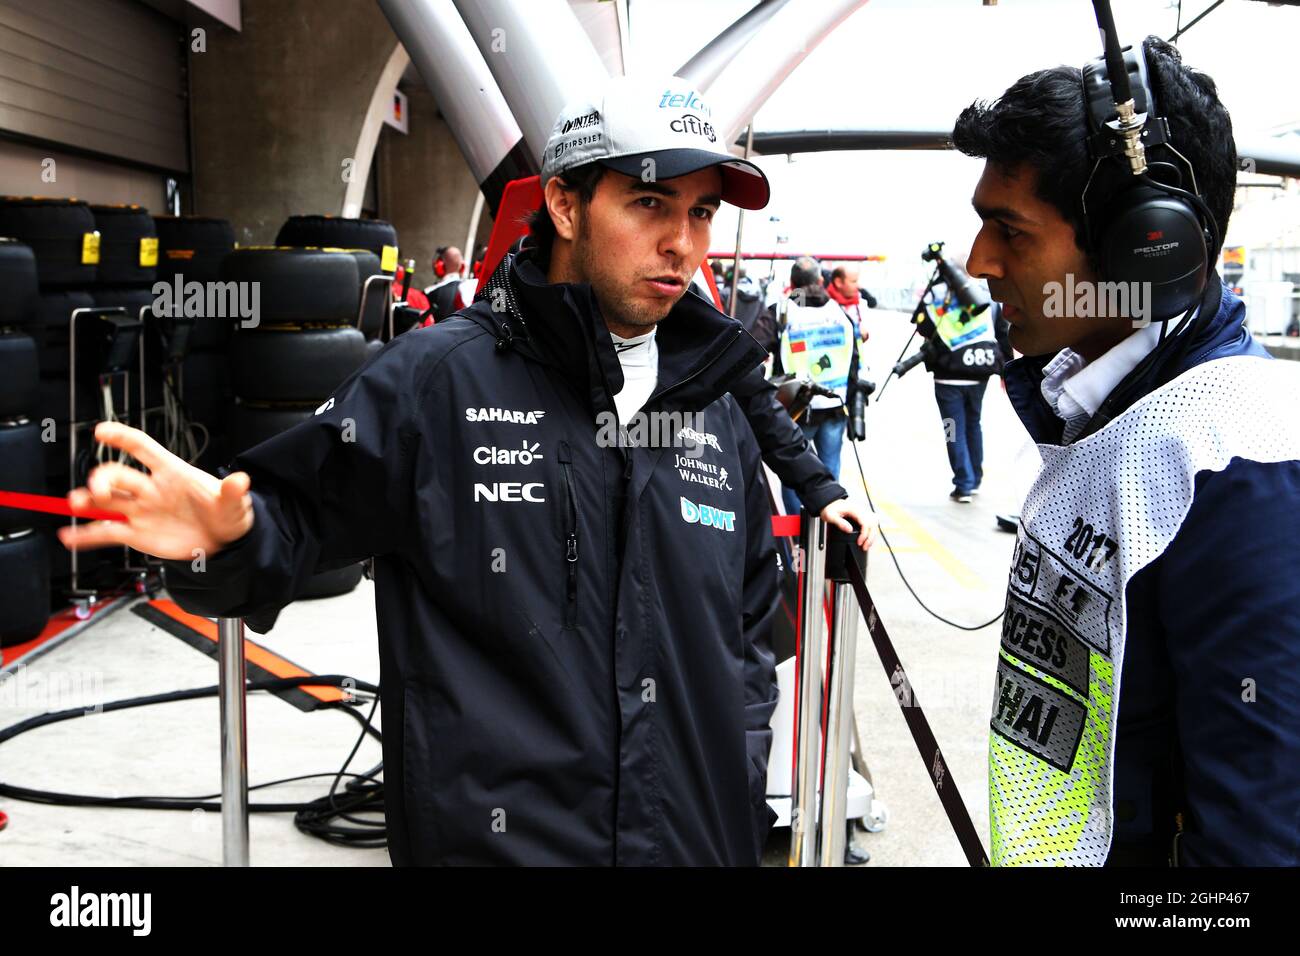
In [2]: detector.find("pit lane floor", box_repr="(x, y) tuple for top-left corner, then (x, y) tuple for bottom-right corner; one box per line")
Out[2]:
(0, 310), (1030, 867)
(761, 309), (1031, 866)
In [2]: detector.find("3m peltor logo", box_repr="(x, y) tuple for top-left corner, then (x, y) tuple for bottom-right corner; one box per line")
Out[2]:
(464, 407), (547, 424)
(679, 496), (735, 532)
(1134, 240), (1181, 256)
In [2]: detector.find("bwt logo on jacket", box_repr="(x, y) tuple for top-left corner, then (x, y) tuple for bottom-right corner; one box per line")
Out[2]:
(680, 496), (735, 531)
(465, 407), (547, 424)
(669, 114), (716, 143)
(659, 89), (711, 115)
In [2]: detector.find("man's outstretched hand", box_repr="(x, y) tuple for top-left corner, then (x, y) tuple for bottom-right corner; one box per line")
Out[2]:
(58, 421), (254, 560)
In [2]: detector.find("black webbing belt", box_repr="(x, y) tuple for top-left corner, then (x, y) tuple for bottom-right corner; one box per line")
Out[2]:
(844, 559), (990, 867)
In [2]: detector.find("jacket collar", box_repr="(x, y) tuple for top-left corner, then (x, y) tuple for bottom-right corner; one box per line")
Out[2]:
(467, 248), (766, 415)
(1004, 274), (1249, 445)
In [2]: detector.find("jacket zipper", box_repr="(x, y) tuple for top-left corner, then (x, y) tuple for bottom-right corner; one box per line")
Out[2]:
(557, 440), (580, 628)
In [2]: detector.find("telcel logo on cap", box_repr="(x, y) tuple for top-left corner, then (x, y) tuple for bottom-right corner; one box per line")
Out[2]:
(658, 89), (711, 115)
(540, 73), (771, 211)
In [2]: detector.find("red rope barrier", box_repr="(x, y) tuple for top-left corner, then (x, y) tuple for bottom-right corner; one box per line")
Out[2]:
(0, 491), (126, 522)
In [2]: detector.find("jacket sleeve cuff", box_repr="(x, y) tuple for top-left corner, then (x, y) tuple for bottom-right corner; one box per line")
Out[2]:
(159, 491), (272, 619)
(800, 482), (849, 516)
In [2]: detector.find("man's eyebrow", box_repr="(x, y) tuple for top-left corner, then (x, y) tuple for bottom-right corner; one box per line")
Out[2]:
(627, 181), (722, 207)
(972, 200), (1033, 225)
(628, 180), (677, 198)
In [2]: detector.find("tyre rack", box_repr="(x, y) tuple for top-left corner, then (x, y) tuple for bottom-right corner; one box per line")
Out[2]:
(66, 305), (148, 609)
(357, 272), (394, 339)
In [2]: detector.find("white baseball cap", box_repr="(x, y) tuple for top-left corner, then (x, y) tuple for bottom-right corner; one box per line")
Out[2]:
(540, 74), (770, 210)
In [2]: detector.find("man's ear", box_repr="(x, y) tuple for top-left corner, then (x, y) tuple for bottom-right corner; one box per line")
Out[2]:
(544, 177), (581, 242)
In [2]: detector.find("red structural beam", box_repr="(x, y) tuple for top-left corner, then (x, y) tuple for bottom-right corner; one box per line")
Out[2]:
(708, 252), (886, 261)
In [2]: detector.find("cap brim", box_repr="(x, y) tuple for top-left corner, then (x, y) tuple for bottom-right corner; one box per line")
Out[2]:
(600, 148), (770, 210)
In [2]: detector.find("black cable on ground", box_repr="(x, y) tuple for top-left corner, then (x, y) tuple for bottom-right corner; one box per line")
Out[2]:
(0, 673), (389, 849)
(847, 432), (1004, 632)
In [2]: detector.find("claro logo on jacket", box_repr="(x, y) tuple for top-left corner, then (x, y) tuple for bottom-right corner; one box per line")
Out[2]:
(465, 406), (547, 424)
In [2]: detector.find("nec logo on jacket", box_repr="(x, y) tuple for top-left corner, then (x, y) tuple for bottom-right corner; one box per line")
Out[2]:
(680, 496), (735, 532)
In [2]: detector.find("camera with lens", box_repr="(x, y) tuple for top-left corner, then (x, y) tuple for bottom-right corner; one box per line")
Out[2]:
(921, 241), (945, 263)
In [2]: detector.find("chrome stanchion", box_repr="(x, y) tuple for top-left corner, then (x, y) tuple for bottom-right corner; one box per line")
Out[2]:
(217, 616), (249, 866)
(818, 525), (866, 866)
(357, 273), (394, 336)
(788, 513), (826, 867)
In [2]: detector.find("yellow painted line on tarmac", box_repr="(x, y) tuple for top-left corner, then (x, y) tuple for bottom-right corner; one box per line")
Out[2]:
(864, 492), (986, 591)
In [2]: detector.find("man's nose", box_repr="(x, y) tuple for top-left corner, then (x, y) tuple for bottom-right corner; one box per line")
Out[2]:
(966, 226), (1003, 281)
(660, 213), (694, 259)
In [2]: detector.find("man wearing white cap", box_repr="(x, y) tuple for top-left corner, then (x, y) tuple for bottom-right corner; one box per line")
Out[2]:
(61, 75), (844, 866)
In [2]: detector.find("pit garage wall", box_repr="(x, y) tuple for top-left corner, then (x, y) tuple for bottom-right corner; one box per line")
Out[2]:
(376, 83), (494, 284)
(188, 0), (489, 267)
(0, 0), (185, 206)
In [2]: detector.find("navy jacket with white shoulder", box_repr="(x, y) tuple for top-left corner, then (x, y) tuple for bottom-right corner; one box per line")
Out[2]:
(1001, 278), (1300, 866)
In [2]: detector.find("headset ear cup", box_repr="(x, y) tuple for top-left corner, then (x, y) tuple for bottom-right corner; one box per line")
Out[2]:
(1098, 187), (1207, 321)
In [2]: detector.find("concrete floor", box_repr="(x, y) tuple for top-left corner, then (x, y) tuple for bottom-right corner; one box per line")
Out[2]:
(0, 308), (1035, 867)
(829, 310), (1032, 867)
(0, 583), (391, 866)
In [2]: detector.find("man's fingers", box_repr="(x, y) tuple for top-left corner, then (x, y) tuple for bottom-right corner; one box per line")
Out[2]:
(220, 471), (251, 502)
(93, 421), (169, 472)
(87, 462), (154, 503)
(58, 520), (130, 551)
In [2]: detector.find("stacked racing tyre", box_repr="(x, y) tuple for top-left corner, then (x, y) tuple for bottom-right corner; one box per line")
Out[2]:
(0, 530), (51, 647)
(90, 204), (157, 287)
(225, 246), (369, 599)
(1, 199), (118, 588)
(0, 197), (99, 287)
(0, 239), (51, 641)
(274, 215), (398, 265)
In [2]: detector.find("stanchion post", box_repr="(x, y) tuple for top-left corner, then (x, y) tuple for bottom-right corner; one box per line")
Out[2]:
(788, 513), (826, 867)
(818, 522), (866, 865)
(217, 616), (249, 866)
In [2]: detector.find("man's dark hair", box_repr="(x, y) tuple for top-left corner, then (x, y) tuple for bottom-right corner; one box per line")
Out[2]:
(830, 265), (853, 284)
(525, 162), (607, 266)
(790, 256), (822, 289)
(951, 35), (1236, 266)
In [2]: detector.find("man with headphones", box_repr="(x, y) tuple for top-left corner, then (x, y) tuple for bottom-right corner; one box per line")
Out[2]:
(424, 245), (467, 320)
(955, 11), (1300, 866)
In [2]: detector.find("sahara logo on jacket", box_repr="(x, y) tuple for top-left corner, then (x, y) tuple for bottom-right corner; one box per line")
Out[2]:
(464, 406), (547, 424)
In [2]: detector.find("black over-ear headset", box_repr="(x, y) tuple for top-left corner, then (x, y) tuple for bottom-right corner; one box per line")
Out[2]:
(1079, 0), (1219, 323)
(1070, 0), (1225, 441)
